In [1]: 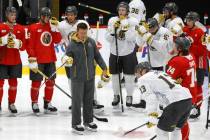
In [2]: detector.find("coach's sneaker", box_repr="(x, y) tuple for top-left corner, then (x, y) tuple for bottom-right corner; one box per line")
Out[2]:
(72, 125), (84, 135)
(8, 103), (17, 114)
(126, 96), (133, 107)
(112, 95), (120, 106)
(84, 122), (97, 132)
(32, 103), (40, 114)
(132, 100), (146, 108)
(44, 100), (57, 114)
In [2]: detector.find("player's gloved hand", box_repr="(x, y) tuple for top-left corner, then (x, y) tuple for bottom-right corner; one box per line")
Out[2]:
(153, 13), (165, 25)
(142, 32), (153, 45)
(147, 112), (159, 128)
(175, 77), (183, 84)
(114, 20), (121, 29)
(136, 25), (148, 36)
(190, 105), (198, 115)
(171, 24), (183, 37)
(50, 17), (59, 32)
(61, 55), (73, 67)
(7, 38), (22, 49)
(120, 19), (129, 32)
(0, 34), (9, 46)
(28, 57), (38, 73)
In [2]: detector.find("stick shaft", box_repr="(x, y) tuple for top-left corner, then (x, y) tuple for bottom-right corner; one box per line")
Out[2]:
(78, 3), (113, 15)
(123, 122), (147, 136)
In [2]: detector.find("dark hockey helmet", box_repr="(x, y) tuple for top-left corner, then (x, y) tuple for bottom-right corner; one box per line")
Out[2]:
(185, 11), (200, 22)
(40, 7), (52, 17)
(65, 6), (78, 15)
(135, 62), (151, 73)
(117, 2), (129, 13)
(163, 2), (178, 14)
(174, 36), (191, 51)
(5, 6), (17, 15)
(147, 18), (159, 29)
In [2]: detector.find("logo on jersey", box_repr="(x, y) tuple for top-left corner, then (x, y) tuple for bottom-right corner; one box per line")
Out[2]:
(40, 31), (52, 46)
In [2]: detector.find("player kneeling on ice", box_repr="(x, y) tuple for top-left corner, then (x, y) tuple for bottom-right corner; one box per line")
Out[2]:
(65, 22), (108, 134)
(135, 62), (192, 140)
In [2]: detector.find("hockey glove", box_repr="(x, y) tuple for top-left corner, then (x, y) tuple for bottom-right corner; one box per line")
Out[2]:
(175, 77), (183, 84)
(50, 17), (59, 32)
(120, 19), (129, 32)
(61, 55), (73, 67)
(28, 57), (38, 73)
(0, 34), (9, 46)
(147, 112), (159, 128)
(136, 25), (148, 36)
(7, 38), (22, 49)
(142, 32), (153, 45)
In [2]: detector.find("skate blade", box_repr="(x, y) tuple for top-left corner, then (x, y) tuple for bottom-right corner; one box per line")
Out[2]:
(44, 110), (58, 115)
(85, 127), (97, 132)
(72, 129), (84, 135)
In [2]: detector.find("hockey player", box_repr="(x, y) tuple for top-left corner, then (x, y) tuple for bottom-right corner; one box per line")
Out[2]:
(58, 6), (105, 111)
(128, 0), (146, 22)
(64, 22), (107, 134)
(105, 2), (138, 107)
(136, 18), (173, 71)
(166, 36), (197, 140)
(162, 2), (184, 30)
(135, 62), (192, 140)
(183, 11), (208, 118)
(0, 7), (25, 114)
(134, 18), (173, 108)
(26, 7), (61, 114)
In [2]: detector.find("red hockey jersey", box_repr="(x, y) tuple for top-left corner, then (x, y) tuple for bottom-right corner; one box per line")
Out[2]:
(0, 23), (26, 65)
(166, 54), (197, 104)
(26, 22), (61, 63)
(183, 27), (207, 69)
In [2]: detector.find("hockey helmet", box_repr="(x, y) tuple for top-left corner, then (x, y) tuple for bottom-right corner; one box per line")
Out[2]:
(40, 7), (52, 17)
(185, 11), (200, 22)
(117, 2), (129, 13)
(5, 6), (17, 15)
(135, 62), (151, 73)
(65, 6), (78, 15)
(174, 36), (191, 51)
(163, 2), (178, 14)
(147, 18), (159, 29)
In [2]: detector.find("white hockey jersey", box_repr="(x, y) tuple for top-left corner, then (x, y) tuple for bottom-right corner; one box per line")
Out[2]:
(129, 0), (146, 22)
(138, 71), (192, 114)
(136, 26), (174, 67)
(58, 19), (91, 46)
(164, 16), (184, 31)
(105, 16), (138, 56)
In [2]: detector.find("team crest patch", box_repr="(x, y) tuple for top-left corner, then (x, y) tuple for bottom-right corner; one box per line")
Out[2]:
(40, 31), (52, 46)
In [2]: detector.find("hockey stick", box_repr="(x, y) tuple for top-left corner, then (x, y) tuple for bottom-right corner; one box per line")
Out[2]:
(37, 70), (108, 122)
(114, 27), (124, 113)
(150, 135), (157, 140)
(123, 122), (148, 136)
(78, 3), (116, 15)
(206, 96), (210, 129)
(39, 61), (67, 89)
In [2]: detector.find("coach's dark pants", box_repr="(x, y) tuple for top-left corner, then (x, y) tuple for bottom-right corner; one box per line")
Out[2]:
(71, 78), (94, 127)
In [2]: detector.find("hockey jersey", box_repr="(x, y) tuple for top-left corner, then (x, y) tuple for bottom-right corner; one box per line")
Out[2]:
(183, 27), (207, 69)
(0, 23), (26, 65)
(166, 54), (197, 104)
(136, 26), (174, 67)
(26, 22), (61, 63)
(164, 16), (184, 31)
(105, 16), (138, 56)
(58, 20), (91, 47)
(138, 71), (192, 114)
(129, 0), (146, 22)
